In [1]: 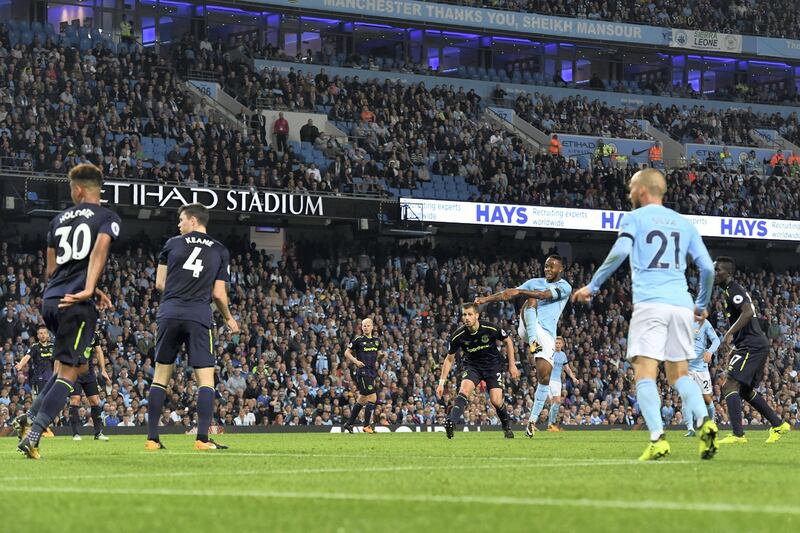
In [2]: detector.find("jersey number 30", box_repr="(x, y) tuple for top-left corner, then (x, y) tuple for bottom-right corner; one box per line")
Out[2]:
(183, 247), (205, 278)
(54, 223), (91, 265)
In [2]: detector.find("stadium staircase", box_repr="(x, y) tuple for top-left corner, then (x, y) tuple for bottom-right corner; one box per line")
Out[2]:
(483, 108), (544, 153)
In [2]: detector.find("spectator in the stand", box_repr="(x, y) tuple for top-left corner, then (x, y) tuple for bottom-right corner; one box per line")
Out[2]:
(548, 134), (562, 156)
(300, 119), (320, 144)
(273, 112), (289, 153)
(119, 14), (133, 44)
(648, 141), (663, 168)
(360, 105), (375, 123)
(770, 149), (786, 168)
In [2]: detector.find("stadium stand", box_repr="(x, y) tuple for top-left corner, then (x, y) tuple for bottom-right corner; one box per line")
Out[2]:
(0, 239), (797, 430)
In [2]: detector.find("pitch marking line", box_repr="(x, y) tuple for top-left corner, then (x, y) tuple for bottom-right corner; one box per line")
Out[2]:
(0, 485), (798, 515)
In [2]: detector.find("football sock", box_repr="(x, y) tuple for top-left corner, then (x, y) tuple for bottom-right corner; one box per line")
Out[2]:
(450, 393), (468, 424)
(528, 383), (549, 423)
(364, 402), (376, 427)
(495, 404), (511, 428)
(706, 401), (716, 422)
(548, 403), (560, 425)
(196, 385), (214, 442)
(29, 378), (74, 445)
(743, 389), (782, 427)
(635, 379), (664, 441)
(27, 374), (57, 419)
(70, 406), (80, 435)
(91, 406), (103, 436)
(347, 403), (363, 425)
(523, 306), (538, 344)
(683, 406), (693, 431)
(674, 376), (707, 430)
(724, 390), (744, 437)
(147, 383), (167, 441)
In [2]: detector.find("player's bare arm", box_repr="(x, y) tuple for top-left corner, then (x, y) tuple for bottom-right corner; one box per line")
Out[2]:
(15, 354), (31, 372)
(344, 346), (365, 369)
(504, 336), (519, 379)
(721, 304), (754, 353)
(212, 279), (239, 334)
(155, 264), (168, 292)
(436, 353), (455, 398)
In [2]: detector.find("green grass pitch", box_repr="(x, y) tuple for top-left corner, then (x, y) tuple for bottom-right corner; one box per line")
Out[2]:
(0, 430), (797, 532)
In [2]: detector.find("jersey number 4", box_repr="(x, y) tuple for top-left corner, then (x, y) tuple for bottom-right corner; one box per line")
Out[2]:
(54, 223), (91, 264)
(182, 247), (205, 278)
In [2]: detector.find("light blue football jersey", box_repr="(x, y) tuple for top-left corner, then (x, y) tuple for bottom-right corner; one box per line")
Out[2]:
(688, 319), (720, 372)
(516, 277), (572, 339)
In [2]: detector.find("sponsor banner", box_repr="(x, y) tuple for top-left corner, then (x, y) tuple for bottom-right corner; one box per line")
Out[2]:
(96, 181), (393, 220)
(399, 198), (800, 241)
(488, 106), (515, 123)
(188, 80), (219, 100)
(559, 134), (654, 165)
(260, 0), (667, 46)
(669, 29), (742, 53)
(685, 143), (790, 165)
(756, 37), (800, 60)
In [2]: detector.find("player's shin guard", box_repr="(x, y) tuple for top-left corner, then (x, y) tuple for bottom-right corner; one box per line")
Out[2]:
(29, 378), (74, 445)
(674, 376), (707, 429)
(91, 406), (103, 436)
(523, 307), (538, 344)
(724, 390), (745, 437)
(347, 403), (363, 425)
(635, 379), (664, 441)
(27, 374), (57, 419)
(707, 401), (716, 422)
(363, 402), (376, 427)
(495, 403), (511, 428)
(450, 393), (468, 425)
(69, 406), (80, 435)
(147, 383), (167, 441)
(196, 386), (215, 442)
(528, 384), (549, 423)
(548, 403), (559, 425)
(742, 387), (782, 427)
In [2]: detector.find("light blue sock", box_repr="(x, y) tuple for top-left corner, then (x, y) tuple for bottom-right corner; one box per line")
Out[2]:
(548, 402), (560, 425)
(683, 407), (693, 432)
(635, 379), (664, 441)
(707, 401), (715, 422)
(528, 383), (549, 423)
(523, 306), (538, 345)
(673, 376), (708, 430)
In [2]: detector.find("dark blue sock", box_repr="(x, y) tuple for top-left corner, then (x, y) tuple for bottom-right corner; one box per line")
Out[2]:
(347, 403), (363, 425)
(70, 406), (80, 435)
(28, 374), (58, 419)
(450, 393), (468, 425)
(147, 383), (167, 441)
(363, 401), (376, 427)
(91, 406), (103, 436)
(29, 378), (74, 444)
(196, 386), (214, 442)
(725, 391), (744, 437)
(743, 388), (782, 427)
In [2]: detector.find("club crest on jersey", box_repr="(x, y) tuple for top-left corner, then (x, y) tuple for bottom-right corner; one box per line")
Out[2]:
(481, 335), (489, 343)
(733, 295), (744, 304)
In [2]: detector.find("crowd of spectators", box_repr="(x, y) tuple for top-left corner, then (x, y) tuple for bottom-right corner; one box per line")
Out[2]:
(0, 237), (797, 433)
(446, 0), (800, 40)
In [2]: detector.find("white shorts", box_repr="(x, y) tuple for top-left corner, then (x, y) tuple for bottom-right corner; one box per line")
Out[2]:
(518, 314), (555, 366)
(548, 380), (562, 400)
(626, 303), (694, 361)
(689, 369), (712, 395)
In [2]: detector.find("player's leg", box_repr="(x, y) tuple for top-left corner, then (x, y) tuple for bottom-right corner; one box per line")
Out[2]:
(344, 374), (370, 431)
(740, 383), (791, 443)
(147, 321), (181, 449)
(522, 299), (540, 353)
(547, 382), (562, 430)
(527, 326), (555, 437)
(703, 394), (715, 422)
(445, 374), (477, 439)
(85, 385), (107, 441)
(20, 303), (96, 459)
(720, 376), (747, 442)
(488, 387), (513, 438)
(69, 388), (82, 440)
(190, 323), (226, 450)
(362, 391), (378, 433)
(632, 356), (671, 460)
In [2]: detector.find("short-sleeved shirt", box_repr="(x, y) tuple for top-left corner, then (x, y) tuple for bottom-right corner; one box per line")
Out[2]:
(551, 350), (568, 380)
(721, 280), (769, 351)
(447, 322), (508, 368)
(157, 231), (230, 328)
(516, 277), (572, 339)
(44, 203), (121, 299)
(27, 342), (54, 382)
(689, 319), (720, 372)
(348, 334), (380, 374)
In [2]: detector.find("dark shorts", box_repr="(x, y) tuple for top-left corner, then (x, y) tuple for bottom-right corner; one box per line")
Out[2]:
(156, 319), (215, 368)
(727, 347), (768, 388)
(461, 359), (505, 390)
(32, 379), (49, 396)
(42, 299), (98, 367)
(356, 372), (377, 395)
(72, 369), (99, 398)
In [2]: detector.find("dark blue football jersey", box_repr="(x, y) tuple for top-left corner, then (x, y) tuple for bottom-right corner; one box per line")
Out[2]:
(157, 231), (230, 328)
(44, 203), (121, 299)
